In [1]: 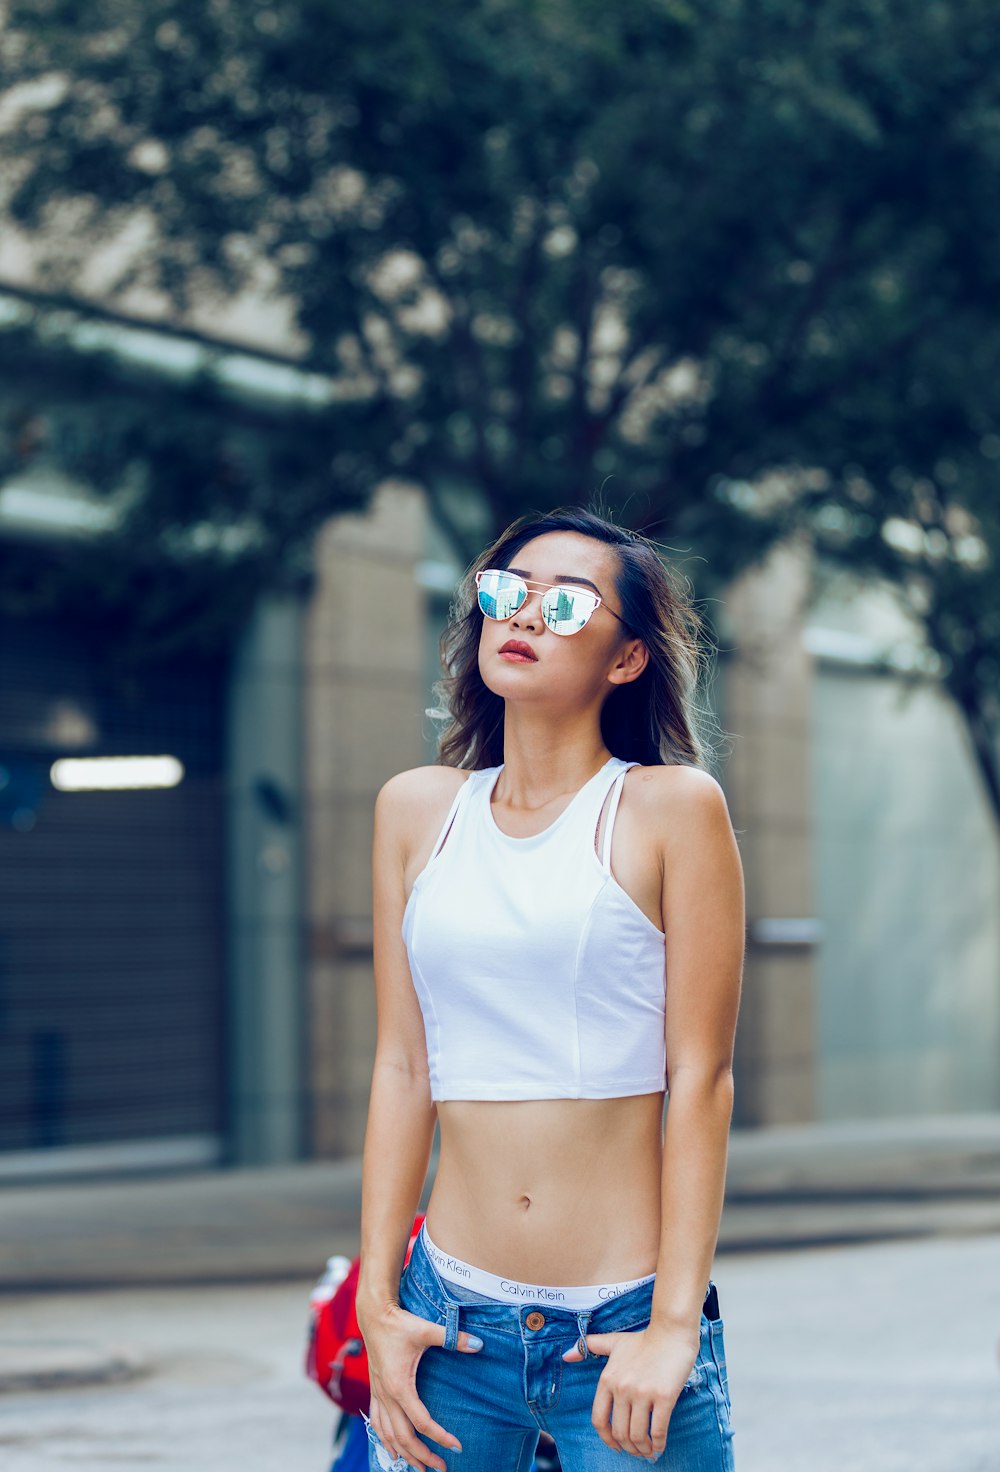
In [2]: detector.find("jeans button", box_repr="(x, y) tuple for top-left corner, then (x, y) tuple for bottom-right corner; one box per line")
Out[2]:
(526, 1311), (545, 1330)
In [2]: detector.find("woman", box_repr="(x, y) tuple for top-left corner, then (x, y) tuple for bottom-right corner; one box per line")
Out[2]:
(356, 506), (744, 1472)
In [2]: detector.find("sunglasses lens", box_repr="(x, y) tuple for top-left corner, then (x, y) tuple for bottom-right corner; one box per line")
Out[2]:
(541, 587), (599, 635)
(477, 570), (527, 620)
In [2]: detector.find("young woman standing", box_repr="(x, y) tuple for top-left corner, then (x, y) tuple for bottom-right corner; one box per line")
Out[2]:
(356, 507), (744, 1472)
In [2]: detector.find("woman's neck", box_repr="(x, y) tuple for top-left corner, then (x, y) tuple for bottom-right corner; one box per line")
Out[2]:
(497, 713), (611, 808)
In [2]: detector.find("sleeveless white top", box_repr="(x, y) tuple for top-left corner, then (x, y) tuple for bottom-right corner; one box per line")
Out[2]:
(401, 755), (667, 1102)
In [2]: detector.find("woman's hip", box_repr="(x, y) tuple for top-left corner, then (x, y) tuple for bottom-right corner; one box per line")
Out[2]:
(396, 1227), (734, 1463)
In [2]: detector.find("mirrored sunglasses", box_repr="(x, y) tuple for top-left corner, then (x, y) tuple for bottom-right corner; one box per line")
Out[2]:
(474, 568), (624, 637)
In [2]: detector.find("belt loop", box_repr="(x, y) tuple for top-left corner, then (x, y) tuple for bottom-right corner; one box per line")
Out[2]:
(574, 1309), (591, 1359)
(442, 1300), (461, 1351)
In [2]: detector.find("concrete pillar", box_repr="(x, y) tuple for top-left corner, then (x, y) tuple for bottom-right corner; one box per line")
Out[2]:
(225, 592), (306, 1164)
(303, 482), (429, 1158)
(718, 533), (820, 1126)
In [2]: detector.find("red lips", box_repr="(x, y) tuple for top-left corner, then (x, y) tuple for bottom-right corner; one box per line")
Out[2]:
(499, 639), (538, 661)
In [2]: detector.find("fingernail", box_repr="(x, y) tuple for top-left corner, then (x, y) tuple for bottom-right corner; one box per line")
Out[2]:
(467, 1334), (484, 1349)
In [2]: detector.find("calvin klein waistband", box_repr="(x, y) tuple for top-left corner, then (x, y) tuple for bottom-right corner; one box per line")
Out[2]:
(419, 1222), (657, 1312)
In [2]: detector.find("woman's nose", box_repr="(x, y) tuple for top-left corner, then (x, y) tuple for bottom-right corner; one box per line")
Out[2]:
(511, 592), (543, 628)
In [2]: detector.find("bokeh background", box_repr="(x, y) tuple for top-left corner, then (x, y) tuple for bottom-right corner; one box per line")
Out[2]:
(1, 0), (998, 1175)
(3, 6), (1000, 1470)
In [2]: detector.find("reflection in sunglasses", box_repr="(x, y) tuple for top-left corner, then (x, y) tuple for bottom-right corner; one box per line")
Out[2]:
(476, 569), (603, 636)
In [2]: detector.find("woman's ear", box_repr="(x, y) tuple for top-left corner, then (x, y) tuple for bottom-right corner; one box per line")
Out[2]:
(607, 637), (648, 686)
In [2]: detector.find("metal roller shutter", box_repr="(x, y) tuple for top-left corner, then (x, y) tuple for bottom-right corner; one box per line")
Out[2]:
(0, 616), (227, 1167)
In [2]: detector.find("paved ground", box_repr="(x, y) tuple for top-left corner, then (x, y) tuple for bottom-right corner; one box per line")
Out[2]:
(721, 1231), (1000, 1472)
(1, 1232), (997, 1472)
(0, 1278), (335, 1472)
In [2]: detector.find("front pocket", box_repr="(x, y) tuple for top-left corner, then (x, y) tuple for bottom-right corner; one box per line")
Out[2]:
(398, 1261), (413, 1303)
(398, 1271), (444, 1324)
(681, 1360), (705, 1391)
(360, 1409), (413, 1472)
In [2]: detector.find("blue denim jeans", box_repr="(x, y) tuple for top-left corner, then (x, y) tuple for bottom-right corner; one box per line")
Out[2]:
(364, 1227), (734, 1472)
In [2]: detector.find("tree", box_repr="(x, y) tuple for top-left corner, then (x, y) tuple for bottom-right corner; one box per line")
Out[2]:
(1, 0), (999, 812)
(0, 285), (373, 659)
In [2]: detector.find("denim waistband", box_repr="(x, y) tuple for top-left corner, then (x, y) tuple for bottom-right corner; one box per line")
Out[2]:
(402, 1223), (717, 1354)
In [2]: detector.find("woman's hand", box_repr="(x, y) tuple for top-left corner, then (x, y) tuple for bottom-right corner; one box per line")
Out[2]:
(358, 1301), (483, 1472)
(562, 1322), (700, 1462)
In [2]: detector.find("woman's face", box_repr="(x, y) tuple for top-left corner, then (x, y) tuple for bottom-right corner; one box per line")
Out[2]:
(476, 530), (647, 708)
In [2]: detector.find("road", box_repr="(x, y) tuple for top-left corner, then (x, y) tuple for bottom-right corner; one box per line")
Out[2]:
(1, 1231), (997, 1472)
(720, 1230), (999, 1472)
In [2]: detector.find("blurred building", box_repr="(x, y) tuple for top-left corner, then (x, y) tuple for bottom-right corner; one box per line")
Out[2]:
(1, 299), (997, 1179)
(721, 542), (1000, 1126)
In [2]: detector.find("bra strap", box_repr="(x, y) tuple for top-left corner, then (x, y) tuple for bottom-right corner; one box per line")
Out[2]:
(599, 761), (639, 872)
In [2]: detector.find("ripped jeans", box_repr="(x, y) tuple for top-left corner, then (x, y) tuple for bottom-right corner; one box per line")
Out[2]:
(363, 1225), (734, 1472)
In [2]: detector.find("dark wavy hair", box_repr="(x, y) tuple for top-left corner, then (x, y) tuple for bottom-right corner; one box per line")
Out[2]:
(430, 506), (719, 771)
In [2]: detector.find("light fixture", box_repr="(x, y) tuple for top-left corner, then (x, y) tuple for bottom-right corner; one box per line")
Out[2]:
(50, 756), (185, 791)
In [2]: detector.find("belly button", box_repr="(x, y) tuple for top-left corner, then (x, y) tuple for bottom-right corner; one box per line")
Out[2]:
(519, 1194), (531, 1209)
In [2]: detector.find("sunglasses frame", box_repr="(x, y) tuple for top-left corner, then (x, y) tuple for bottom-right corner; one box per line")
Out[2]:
(474, 568), (626, 636)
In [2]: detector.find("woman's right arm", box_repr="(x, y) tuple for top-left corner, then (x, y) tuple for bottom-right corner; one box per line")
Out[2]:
(355, 769), (480, 1472)
(357, 771), (437, 1320)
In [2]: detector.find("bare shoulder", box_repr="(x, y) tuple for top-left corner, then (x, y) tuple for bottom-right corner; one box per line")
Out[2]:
(623, 763), (733, 841)
(375, 764), (473, 862)
(376, 763), (471, 816)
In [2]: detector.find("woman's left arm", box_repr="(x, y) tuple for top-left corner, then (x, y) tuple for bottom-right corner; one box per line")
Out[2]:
(564, 767), (745, 1460)
(650, 766), (745, 1333)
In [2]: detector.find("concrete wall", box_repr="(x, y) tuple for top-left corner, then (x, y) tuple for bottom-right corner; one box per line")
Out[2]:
(302, 483), (430, 1158)
(807, 582), (1000, 1120)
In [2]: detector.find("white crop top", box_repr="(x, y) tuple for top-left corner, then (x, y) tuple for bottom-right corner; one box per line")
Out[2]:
(401, 755), (667, 1102)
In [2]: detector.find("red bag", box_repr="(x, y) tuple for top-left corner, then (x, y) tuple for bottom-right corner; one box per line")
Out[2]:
(305, 1213), (425, 1414)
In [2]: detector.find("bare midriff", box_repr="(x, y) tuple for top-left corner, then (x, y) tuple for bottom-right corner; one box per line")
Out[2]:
(424, 1092), (666, 1285)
